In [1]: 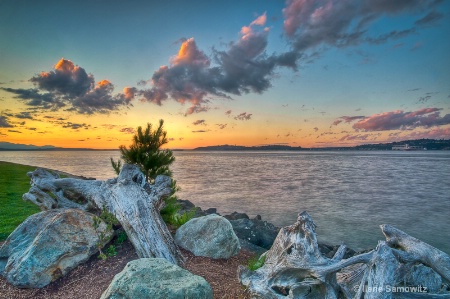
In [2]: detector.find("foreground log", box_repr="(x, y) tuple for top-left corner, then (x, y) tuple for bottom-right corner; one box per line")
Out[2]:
(22, 164), (184, 265)
(239, 211), (450, 299)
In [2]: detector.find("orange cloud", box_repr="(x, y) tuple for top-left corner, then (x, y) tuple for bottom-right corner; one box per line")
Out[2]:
(54, 58), (76, 72)
(172, 38), (210, 67)
(123, 87), (137, 101)
(97, 79), (112, 88)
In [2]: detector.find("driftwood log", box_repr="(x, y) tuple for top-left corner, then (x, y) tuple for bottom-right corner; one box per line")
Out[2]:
(22, 164), (184, 265)
(239, 211), (450, 299)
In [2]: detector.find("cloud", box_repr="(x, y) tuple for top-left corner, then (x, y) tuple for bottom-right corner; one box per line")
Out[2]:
(31, 58), (94, 97)
(0, 115), (13, 127)
(120, 127), (135, 134)
(313, 127), (319, 132)
(331, 115), (366, 126)
(123, 87), (138, 101)
(0, 87), (63, 110)
(11, 111), (34, 119)
(331, 119), (343, 126)
(339, 133), (371, 142)
(8, 129), (22, 133)
(2, 58), (132, 114)
(401, 127), (450, 140)
(216, 123), (227, 129)
(282, 0), (443, 52)
(192, 130), (209, 133)
(192, 119), (206, 126)
(353, 108), (450, 131)
(251, 12), (267, 26)
(415, 10), (444, 26)
(234, 112), (252, 120)
(418, 95), (431, 103)
(225, 110), (232, 116)
(62, 122), (91, 130)
(138, 14), (298, 115)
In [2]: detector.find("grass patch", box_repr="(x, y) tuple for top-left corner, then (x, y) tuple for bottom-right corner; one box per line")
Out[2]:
(0, 161), (41, 241)
(248, 254), (266, 271)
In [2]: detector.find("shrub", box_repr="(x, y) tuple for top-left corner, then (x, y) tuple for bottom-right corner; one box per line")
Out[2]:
(115, 230), (127, 245)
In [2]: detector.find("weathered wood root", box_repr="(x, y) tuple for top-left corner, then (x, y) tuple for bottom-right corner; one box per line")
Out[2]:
(22, 164), (184, 265)
(239, 211), (450, 299)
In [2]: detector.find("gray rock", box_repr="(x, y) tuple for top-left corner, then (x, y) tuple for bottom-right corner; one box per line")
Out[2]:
(238, 238), (267, 256)
(254, 214), (262, 220)
(318, 243), (356, 259)
(100, 258), (213, 299)
(204, 208), (218, 215)
(229, 218), (279, 250)
(224, 211), (249, 221)
(176, 199), (206, 218)
(175, 214), (240, 259)
(0, 209), (112, 288)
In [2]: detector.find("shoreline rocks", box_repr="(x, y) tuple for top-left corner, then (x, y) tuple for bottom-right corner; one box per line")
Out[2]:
(175, 200), (362, 258)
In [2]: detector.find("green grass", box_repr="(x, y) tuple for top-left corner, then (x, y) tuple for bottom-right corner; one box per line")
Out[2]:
(0, 161), (41, 241)
(248, 254), (266, 271)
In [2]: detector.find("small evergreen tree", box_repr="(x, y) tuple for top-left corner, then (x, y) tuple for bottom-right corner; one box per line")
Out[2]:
(111, 120), (175, 181)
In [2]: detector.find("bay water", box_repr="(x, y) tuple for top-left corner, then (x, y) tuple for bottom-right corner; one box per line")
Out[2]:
(1, 150), (449, 253)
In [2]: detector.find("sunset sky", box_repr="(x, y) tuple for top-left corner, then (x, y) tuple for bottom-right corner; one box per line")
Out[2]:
(1, 0), (449, 149)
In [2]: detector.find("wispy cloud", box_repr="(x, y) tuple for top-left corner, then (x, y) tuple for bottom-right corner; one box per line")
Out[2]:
(0, 115), (13, 128)
(119, 127), (135, 134)
(234, 112), (252, 121)
(283, 0), (443, 53)
(331, 115), (366, 126)
(61, 122), (91, 130)
(192, 130), (209, 133)
(339, 133), (371, 142)
(192, 119), (206, 126)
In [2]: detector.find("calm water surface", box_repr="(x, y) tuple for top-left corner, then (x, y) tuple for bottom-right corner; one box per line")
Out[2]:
(1, 150), (449, 253)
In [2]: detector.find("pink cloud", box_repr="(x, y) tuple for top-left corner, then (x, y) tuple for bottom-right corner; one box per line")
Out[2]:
(250, 12), (267, 26)
(353, 108), (450, 131)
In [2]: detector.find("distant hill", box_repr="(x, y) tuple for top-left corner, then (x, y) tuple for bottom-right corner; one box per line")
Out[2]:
(0, 142), (58, 150)
(0, 142), (104, 151)
(193, 139), (450, 151)
(352, 139), (450, 151)
(194, 144), (303, 151)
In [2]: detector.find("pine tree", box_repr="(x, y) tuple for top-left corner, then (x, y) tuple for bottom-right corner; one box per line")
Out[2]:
(111, 120), (175, 181)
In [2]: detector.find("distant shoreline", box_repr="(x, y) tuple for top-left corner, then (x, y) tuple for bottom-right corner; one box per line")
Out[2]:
(1, 138), (449, 151)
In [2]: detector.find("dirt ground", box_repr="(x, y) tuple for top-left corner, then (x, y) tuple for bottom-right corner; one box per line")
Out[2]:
(0, 240), (255, 299)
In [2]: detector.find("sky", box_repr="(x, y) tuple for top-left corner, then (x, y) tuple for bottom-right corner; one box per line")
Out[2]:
(0, 0), (449, 149)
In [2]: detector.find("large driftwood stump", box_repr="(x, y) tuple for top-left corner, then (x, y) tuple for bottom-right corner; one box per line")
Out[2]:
(23, 164), (184, 265)
(239, 211), (450, 299)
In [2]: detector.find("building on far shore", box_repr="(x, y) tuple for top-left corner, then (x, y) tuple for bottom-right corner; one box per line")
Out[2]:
(392, 144), (427, 151)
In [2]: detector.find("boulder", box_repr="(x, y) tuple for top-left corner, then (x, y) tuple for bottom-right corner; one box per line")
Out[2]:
(100, 258), (213, 299)
(229, 218), (278, 250)
(175, 214), (240, 259)
(0, 209), (113, 288)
